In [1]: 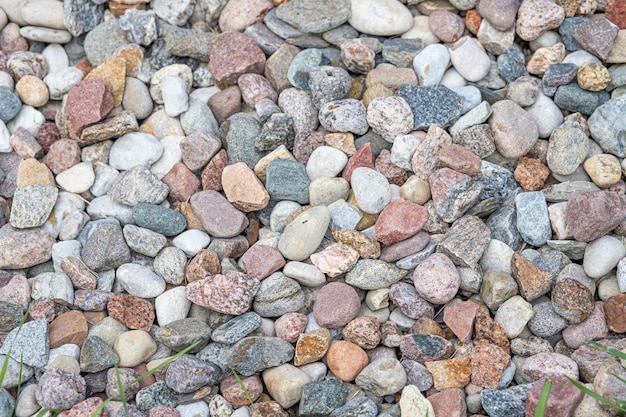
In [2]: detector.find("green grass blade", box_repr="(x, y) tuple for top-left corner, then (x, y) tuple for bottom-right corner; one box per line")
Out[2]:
(567, 376), (626, 412)
(231, 368), (256, 412)
(584, 341), (626, 361)
(90, 340), (202, 417)
(114, 364), (128, 417)
(7, 354), (25, 417)
(0, 303), (31, 387)
(535, 379), (552, 417)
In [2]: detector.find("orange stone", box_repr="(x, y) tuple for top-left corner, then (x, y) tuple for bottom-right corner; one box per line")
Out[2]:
(325, 132), (356, 157)
(49, 310), (88, 349)
(469, 340), (511, 389)
(511, 252), (552, 302)
(326, 340), (369, 382)
(465, 9), (482, 34)
(294, 328), (331, 366)
(85, 56), (127, 106)
(186, 249), (221, 283)
(16, 158), (55, 187)
(180, 201), (206, 231)
(514, 157), (550, 191)
(424, 356), (472, 390)
(221, 162), (270, 212)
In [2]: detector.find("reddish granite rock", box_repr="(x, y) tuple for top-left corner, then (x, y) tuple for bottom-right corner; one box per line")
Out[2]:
(293, 130), (325, 165)
(10, 128), (43, 160)
(240, 244), (286, 280)
(552, 278), (595, 324)
(511, 253), (552, 302)
(44, 139), (81, 175)
(470, 340), (511, 389)
(185, 271), (260, 315)
(514, 157), (550, 192)
(0, 224), (55, 269)
(607, 0), (626, 29)
(275, 312), (308, 343)
(59, 397), (106, 417)
(428, 388), (467, 417)
(208, 86), (242, 125)
(476, 0), (518, 31)
(250, 401), (289, 417)
(375, 149), (408, 186)
(474, 310), (510, 353)
(49, 310), (88, 349)
(0, 23), (29, 53)
(379, 231), (430, 262)
(185, 249), (221, 283)
(313, 282), (361, 328)
(208, 32), (266, 86)
(342, 142), (375, 182)
(439, 143), (482, 176)
(190, 190), (249, 238)
(465, 9), (482, 34)
(413, 253), (460, 305)
(107, 293), (155, 332)
(343, 316), (381, 350)
(525, 375), (584, 417)
(180, 131), (221, 173)
(37, 122), (61, 153)
(146, 405), (180, 417)
(327, 340), (369, 382)
(161, 163), (200, 202)
(572, 17), (619, 61)
(238, 73), (278, 108)
(30, 297), (65, 322)
(389, 282), (435, 320)
(65, 79), (115, 139)
(341, 39), (376, 75)
(562, 302), (608, 349)
(201, 149), (228, 191)
(0, 274), (30, 310)
(443, 300), (479, 343)
(429, 10), (465, 43)
(520, 352), (579, 382)
(220, 374), (264, 409)
(603, 293), (626, 333)
(374, 198), (429, 245)
(565, 190), (626, 242)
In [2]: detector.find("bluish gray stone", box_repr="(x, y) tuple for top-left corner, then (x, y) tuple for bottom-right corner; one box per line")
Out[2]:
(480, 389), (525, 417)
(244, 22), (286, 56)
(553, 83), (610, 115)
(81, 221), (131, 272)
(253, 273), (305, 317)
(225, 336), (295, 376)
(528, 298), (569, 338)
(328, 199), (362, 231)
(220, 112), (264, 169)
(322, 24), (359, 47)
(195, 342), (231, 373)
(165, 354), (221, 394)
(453, 85), (483, 114)
(397, 84), (462, 130)
(181, 99), (219, 136)
(266, 159), (311, 204)
(382, 38), (423, 68)
(299, 378), (347, 417)
(486, 201), (523, 251)
(308, 65), (352, 109)
(275, 0), (351, 34)
(136, 381), (180, 412)
(0, 388), (14, 417)
(355, 131), (391, 157)
(118, 9), (158, 46)
(378, 403), (401, 417)
(0, 319), (49, 368)
(559, 17), (588, 51)
(63, 0), (105, 37)
(542, 63), (578, 97)
(588, 95), (626, 158)
(607, 65), (626, 92)
(83, 18), (130, 67)
(287, 48), (329, 91)
(211, 312), (262, 344)
(154, 318), (212, 352)
(515, 192), (552, 247)
(264, 8), (305, 39)
(256, 113), (295, 152)
(132, 203), (187, 236)
(475, 161), (518, 203)
(497, 45), (528, 83)
(329, 395), (377, 417)
(0, 86), (21, 122)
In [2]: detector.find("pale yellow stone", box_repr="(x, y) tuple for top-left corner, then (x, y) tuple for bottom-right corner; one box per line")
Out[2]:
(253, 144), (295, 183)
(15, 75), (48, 107)
(222, 162), (270, 212)
(577, 62), (612, 91)
(584, 153), (622, 188)
(16, 158), (55, 187)
(86, 56), (126, 106)
(607, 30), (626, 64)
(114, 330), (157, 367)
(325, 132), (356, 156)
(400, 175), (431, 205)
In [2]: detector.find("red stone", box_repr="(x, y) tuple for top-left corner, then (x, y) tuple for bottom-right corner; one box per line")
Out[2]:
(201, 149), (228, 191)
(208, 32), (266, 86)
(465, 9), (482, 34)
(36, 122), (61, 153)
(525, 376), (584, 417)
(428, 388), (467, 417)
(313, 282), (361, 328)
(375, 149), (408, 186)
(59, 397), (106, 417)
(565, 190), (626, 242)
(65, 79), (115, 139)
(240, 244), (286, 280)
(107, 293), (155, 332)
(470, 340), (511, 389)
(133, 364), (156, 389)
(474, 310), (510, 353)
(161, 163), (200, 202)
(145, 405), (180, 417)
(443, 300), (479, 343)
(185, 249), (221, 283)
(374, 198), (429, 245)
(185, 271), (260, 315)
(44, 139), (81, 175)
(293, 130), (325, 165)
(607, 0), (626, 29)
(342, 142), (375, 182)
(274, 312), (308, 343)
(238, 73), (278, 108)
(439, 144), (482, 176)
(514, 157), (550, 192)
(208, 85), (242, 125)
(29, 297), (64, 322)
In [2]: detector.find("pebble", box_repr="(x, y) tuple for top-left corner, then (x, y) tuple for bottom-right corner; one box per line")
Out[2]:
(348, 0), (413, 36)
(489, 100), (539, 158)
(355, 358), (407, 396)
(583, 235), (626, 279)
(397, 84), (462, 130)
(449, 36), (492, 82)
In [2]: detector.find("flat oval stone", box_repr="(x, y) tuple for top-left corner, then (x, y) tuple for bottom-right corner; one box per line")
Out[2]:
(345, 259), (407, 290)
(412, 253), (460, 305)
(132, 203), (187, 237)
(108, 132), (164, 171)
(313, 282), (360, 328)
(276, 0), (350, 34)
(116, 263), (166, 299)
(351, 167), (391, 215)
(278, 206), (330, 261)
(190, 190), (249, 238)
(348, 0), (413, 36)
(489, 100), (539, 158)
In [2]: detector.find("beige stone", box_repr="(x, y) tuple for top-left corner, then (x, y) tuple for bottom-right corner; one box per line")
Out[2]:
(114, 330), (157, 367)
(222, 162), (270, 212)
(15, 75), (48, 107)
(400, 175), (431, 206)
(85, 56), (126, 106)
(262, 364), (311, 409)
(584, 154), (622, 188)
(577, 62), (612, 91)
(254, 145), (296, 182)
(527, 43), (566, 75)
(16, 158), (55, 187)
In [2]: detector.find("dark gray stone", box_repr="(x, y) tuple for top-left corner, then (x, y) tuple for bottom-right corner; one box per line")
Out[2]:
(0, 388), (14, 416)
(256, 113), (295, 152)
(286, 35), (330, 49)
(244, 23), (285, 56)
(81, 221), (131, 271)
(132, 203), (187, 236)
(486, 201), (524, 251)
(397, 84), (462, 130)
(559, 17), (588, 51)
(63, 0), (105, 37)
(542, 63), (579, 97)
(165, 354), (221, 394)
(480, 389), (525, 417)
(266, 159), (311, 204)
(475, 161), (518, 203)
(497, 45), (528, 83)
(0, 86), (21, 122)
(220, 112), (264, 169)
(355, 131), (391, 157)
(136, 381), (180, 412)
(299, 378), (347, 417)
(80, 336), (120, 373)
(224, 336), (295, 376)
(553, 83), (610, 115)
(322, 24), (359, 47)
(211, 311), (262, 344)
(382, 38), (423, 68)
(195, 342), (231, 373)
(522, 249), (570, 280)
(146, 36), (199, 71)
(308, 65), (352, 109)
(263, 8), (305, 39)
(154, 318), (212, 352)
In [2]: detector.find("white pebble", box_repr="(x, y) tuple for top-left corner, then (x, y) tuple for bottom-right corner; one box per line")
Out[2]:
(108, 132), (164, 171)
(173, 229), (211, 257)
(155, 287), (191, 326)
(583, 236), (626, 279)
(44, 67), (84, 100)
(56, 162), (95, 193)
(449, 36), (491, 82)
(7, 105), (45, 135)
(116, 263), (166, 298)
(305, 146), (348, 181)
(161, 75), (189, 117)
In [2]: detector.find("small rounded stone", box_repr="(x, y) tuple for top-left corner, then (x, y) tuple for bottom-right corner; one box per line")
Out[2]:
(577, 62), (612, 92)
(326, 340), (369, 382)
(583, 154), (622, 188)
